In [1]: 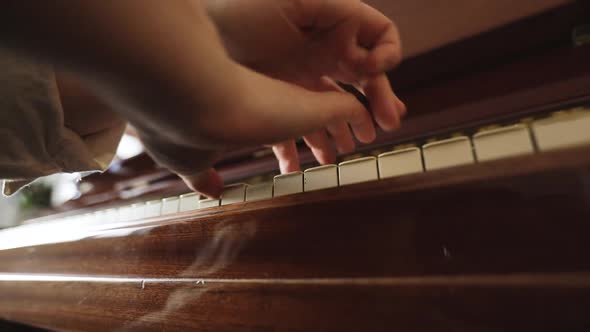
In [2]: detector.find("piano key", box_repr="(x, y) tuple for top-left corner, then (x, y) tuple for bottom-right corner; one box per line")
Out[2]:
(118, 206), (133, 222)
(273, 172), (303, 197)
(179, 193), (200, 212)
(422, 136), (474, 171)
(304, 165), (338, 192)
(104, 208), (119, 223)
(67, 215), (80, 224)
(131, 203), (145, 220)
(245, 182), (274, 202)
(221, 184), (247, 206)
(473, 124), (534, 162)
(532, 110), (590, 151)
(161, 196), (180, 215)
(80, 213), (94, 224)
(377, 147), (423, 179)
(144, 200), (162, 218)
(93, 210), (106, 223)
(199, 198), (220, 209)
(338, 156), (378, 186)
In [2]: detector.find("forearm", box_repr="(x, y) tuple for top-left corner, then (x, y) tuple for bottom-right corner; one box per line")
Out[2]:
(0, 1), (238, 145)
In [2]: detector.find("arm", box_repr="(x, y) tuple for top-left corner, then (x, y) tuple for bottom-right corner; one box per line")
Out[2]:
(0, 1), (374, 197)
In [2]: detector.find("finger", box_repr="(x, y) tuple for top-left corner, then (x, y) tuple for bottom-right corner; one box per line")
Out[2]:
(396, 95), (407, 118)
(303, 130), (336, 165)
(326, 121), (355, 154)
(218, 66), (375, 145)
(317, 77), (375, 144)
(272, 140), (300, 174)
(364, 74), (402, 132)
(357, 3), (402, 74)
(180, 168), (223, 199)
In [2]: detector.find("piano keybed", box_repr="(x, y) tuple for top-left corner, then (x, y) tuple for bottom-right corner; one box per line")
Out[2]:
(19, 106), (590, 227)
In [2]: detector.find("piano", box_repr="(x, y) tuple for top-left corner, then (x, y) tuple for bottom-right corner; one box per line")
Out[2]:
(1, 1), (590, 331)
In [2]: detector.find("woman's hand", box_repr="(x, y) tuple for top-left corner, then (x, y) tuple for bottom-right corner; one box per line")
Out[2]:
(206, 0), (406, 172)
(0, 0), (402, 198)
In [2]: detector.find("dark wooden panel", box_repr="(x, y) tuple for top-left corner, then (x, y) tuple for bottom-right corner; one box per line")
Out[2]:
(2, 146), (590, 330)
(366, 0), (573, 58)
(1, 274), (590, 331)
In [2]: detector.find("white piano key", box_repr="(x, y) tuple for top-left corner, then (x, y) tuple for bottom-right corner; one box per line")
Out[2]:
(199, 198), (220, 209)
(221, 184), (247, 206)
(104, 208), (120, 223)
(377, 147), (423, 179)
(144, 200), (162, 218)
(131, 203), (145, 220)
(81, 213), (95, 224)
(93, 210), (106, 223)
(179, 192), (200, 212)
(532, 111), (590, 151)
(304, 165), (338, 191)
(68, 215), (81, 224)
(245, 182), (274, 202)
(273, 172), (303, 197)
(118, 206), (133, 222)
(422, 136), (474, 171)
(161, 196), (180, 215)
(473, 124), (534, 162)
(338, 156), (378, 186)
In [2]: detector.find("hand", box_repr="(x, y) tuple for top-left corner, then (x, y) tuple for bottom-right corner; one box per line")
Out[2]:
(0, 0), (400, 198)
(207, 0), (406, 172)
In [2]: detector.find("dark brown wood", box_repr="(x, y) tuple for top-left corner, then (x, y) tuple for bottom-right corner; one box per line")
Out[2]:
(2, 146), (590, 331)
(2, 275), (590, 332)
(366, 0), (574, 58)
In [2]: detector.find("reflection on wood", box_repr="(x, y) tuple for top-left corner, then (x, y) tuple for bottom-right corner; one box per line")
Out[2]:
(1, 147), (590, 330)
(1, 274), (590, 331)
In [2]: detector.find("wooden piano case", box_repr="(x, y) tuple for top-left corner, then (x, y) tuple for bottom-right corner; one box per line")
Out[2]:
(1, 1), (590, 331)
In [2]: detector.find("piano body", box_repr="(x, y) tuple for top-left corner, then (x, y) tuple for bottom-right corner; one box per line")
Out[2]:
(1, 1), (590, 331)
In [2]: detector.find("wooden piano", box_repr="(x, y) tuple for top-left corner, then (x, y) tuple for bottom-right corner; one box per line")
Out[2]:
(2, 1), (590, 331)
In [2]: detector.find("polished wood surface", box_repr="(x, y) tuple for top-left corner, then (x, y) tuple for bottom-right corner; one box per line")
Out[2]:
(3, 3), (590, 330)
(367, 0), (574, 58)
(2, 146), (590, 331)
(2, 275), (590, 331)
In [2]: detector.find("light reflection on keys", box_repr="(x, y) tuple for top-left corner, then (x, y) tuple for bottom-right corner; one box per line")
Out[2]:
(199, 198), (220, 209)
(273, 172), (303, 197)
(304, 165), (338, 192)
(532, 110), (590, 151)
(338, 157), (378, 186)
(473, 124), (534, 162)
(422, 136), (474, 171)
(245, 183), (273, 202)
(221, 184), (247, 206)
(377, 147), (423, 179)
(179, 193), (200, 212)
(161, 196), (179, 215)
(144, 200), (162, 218)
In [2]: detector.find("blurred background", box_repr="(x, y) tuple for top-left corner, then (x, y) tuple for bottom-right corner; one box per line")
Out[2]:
(0, 132), (143, 230)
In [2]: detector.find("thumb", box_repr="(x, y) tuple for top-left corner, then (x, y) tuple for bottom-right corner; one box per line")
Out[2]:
(179, 168), (224, 199)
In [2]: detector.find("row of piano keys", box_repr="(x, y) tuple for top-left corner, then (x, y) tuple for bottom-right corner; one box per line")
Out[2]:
(27, 106), (590, 225)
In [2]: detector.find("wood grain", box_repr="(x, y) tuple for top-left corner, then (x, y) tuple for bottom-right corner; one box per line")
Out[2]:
(2, 275), (590, 332)
(2, 146), (590, 330)
(3, 2), (590, 330)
